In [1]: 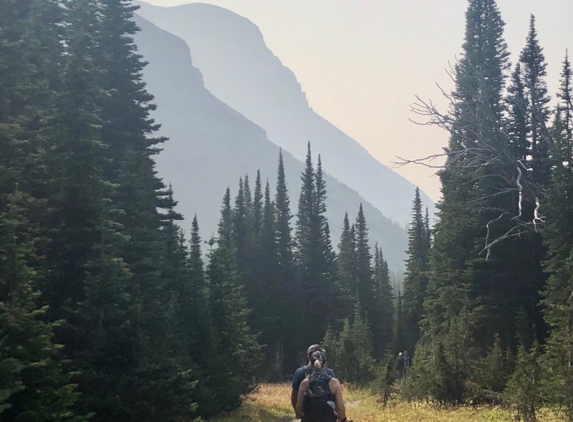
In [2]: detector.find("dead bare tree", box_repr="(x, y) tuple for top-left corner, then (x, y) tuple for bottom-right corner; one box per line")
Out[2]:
(395, 60), (553, 259)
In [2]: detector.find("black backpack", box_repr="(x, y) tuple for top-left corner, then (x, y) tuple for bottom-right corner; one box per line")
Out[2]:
(302, 372), (337, 422)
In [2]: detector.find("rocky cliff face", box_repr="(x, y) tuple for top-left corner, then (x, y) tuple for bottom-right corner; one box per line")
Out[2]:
(134, 14), (408, 269)
(136, 1), (435, 226)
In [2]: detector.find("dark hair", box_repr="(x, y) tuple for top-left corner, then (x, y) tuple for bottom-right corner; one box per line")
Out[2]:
(310, 350), (327, 371)
(307, 344), (324, 360)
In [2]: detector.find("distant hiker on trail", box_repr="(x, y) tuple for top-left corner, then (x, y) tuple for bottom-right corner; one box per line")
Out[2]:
(403, 350), (411, 375)
(395, 352), (405, 379)
(291, 344), (336, 413)
(296, 350), (350, 422)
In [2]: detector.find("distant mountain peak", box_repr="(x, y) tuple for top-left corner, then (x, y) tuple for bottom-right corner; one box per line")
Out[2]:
(133, 13), (408, 270)
(137, 1), (434, 225)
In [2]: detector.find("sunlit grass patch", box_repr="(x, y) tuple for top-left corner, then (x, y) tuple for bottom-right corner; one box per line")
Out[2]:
(213, 383), (564, 422)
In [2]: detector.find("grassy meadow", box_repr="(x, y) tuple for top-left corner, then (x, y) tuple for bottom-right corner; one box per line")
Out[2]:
(212, 384), (563, 422)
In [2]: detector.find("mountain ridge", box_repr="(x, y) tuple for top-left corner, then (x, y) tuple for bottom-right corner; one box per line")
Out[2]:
(136, 1), (435, 226)
(133, 14), (409, 269)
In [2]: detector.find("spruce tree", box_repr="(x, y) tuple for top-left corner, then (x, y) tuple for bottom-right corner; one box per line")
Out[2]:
(402, 188), (430, 354)
(275, 151), (294, 293)
(354, 204), (389, 358)
(0, 190), (84, 421)
(424, 0), (547, 363)
(542, 89), (573, 418)
(206, 188), (259, 413)
(251, 170), (264, 250)
(295, 144), (337, 354)
(233, 177), (249, 274)
(421, 1), (532, 402)
(519, 14), (552, 185)
(506, 63), (530, 163)
(335, 213), (358, 321)
(374, 244), (395, 355)
(274, 151), (298, 371)
(557, 52), (573, 139)
(394, 291), (406, 353)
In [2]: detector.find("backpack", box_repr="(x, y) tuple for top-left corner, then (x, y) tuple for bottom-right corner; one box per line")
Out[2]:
(302, 372), (337, 422)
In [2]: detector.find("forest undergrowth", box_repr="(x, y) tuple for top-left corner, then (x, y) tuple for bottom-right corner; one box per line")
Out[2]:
(212, 384), (562, 422)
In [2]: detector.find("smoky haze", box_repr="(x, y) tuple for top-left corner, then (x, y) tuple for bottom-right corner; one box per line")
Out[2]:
(142, 0), (573, 200)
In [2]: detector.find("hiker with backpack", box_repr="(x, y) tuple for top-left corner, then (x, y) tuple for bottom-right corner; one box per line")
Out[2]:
(295, 350), (351, 422)
(291, 344), (336, 413)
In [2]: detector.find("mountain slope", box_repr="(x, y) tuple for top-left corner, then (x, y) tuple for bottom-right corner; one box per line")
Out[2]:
(133, 14), (408, 269)
(136, 1), (435, 226)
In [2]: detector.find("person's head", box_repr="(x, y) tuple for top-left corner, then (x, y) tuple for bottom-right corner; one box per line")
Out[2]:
(306, 344), (324, 362)
(398, 352), (403, 357)
(310, 350), (328, 372)
(404, 350), (409, 356)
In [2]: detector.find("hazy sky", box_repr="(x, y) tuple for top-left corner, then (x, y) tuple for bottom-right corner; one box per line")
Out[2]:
(142, 0), (573, 200)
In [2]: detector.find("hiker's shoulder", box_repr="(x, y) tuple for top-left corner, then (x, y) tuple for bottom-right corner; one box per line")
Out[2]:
(328, 376), (341, 392)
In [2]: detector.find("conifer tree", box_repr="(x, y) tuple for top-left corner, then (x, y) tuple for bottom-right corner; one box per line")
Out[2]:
(252, 171), (264, 249)
(557, 52), (573, 138)
(519, 14), (552, 185)
(261, 181), (277, 277)
(374, 244), (395, 355)
(402, 188), (430, 354)
(0, 191), (84, 421)
(542, 79), (573, 417)
(423, 0), (549, 364)
(275, 151), (294, 292)
(354, 204), (389, 358)
(322, 304), (376, 384)
(315, 155), (337, 287)
(336, 213), (358, 321)
(394, 291), (406, 353)
(506, 63), (530, 163)
(274, 151), (299, 370)
(506, 344), (543, 422)
(234, 177), (249, 274)
(296, 144), (337, 353)
(206, 189), (258, 413)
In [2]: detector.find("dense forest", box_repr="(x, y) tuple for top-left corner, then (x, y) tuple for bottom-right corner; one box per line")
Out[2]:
(0, 0), (396, 420)
(1, 0), (573, 421)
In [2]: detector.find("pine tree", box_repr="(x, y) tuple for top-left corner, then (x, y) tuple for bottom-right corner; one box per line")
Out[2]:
(252, 170), (264, 250)
(557, 52), (573, 139)
(354, 204), (389, 358)
(0, 2), (84, 420)
(315, 155), (337, 289)
(374, 244), (395, 356)
(153, 186), (202, 418)
(474, 334), (511, 393)
(275, 150), (294, 294)
(273, 152), (298, 372)
(322, 304), (376, 384)
(423, 0), (548, 361)
(394, 291), (406, 353)
(295, 144), (338, 354)
(0, 191), (84, 421)
(542, 83), (573, 418)
(335, 213), (358, 321)
(506, 63), (530, 163)
(506, 344), (543, 422)
(207, 189), (259, 413)
(422, 0), (523, 402)
(519, 14), (552, 185)
(234, 177), (249, 274)
(402, 188), (430, 354)
(38, 4), (149, 419)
